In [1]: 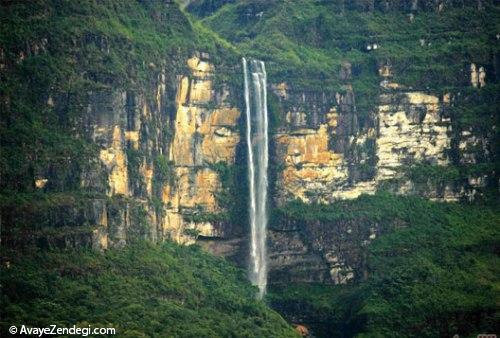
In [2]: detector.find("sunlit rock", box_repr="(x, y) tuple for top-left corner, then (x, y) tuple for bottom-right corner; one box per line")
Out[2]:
(35, 178), (48, 189)
(99, 125), (129, 196)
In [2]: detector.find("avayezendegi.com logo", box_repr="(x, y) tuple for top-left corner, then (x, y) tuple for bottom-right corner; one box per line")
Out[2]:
(8, 324), (116, 336)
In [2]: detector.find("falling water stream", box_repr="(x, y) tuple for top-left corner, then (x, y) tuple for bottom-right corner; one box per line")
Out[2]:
(242, 58), (269, 299)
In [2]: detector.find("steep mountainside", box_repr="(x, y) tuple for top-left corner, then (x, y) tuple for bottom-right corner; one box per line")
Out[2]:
(1, 242), (298, 337)
(1, 0), (499, 337)
(0, 1), (297, 336)
(0, 0), (245, 249)
(193, 0), (500, 288)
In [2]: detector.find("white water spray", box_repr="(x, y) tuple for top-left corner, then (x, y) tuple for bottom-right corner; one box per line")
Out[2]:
(242, 58), (269, 299)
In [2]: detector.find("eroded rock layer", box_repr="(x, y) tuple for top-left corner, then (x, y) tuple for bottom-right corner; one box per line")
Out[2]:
(3, 53), (242, 251)
(267, 62), (496, 284)
(273, 67), (491, 204)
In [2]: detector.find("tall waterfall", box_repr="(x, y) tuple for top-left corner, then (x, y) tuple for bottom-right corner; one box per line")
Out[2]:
(242, 58), (269, 299)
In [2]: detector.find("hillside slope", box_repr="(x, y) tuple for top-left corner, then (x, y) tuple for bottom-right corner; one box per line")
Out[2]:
(198, 0), (499, 202)
(269, 194), (499, 337)
(1, 242), (298, 337)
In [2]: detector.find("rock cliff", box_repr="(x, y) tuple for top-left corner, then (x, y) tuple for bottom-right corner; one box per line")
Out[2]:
(1, 50), (243, 251)
(1, 0), (497, 288)
(2, 47), (496, 285)
(272, 62), (494, 205)
(125, 54), (238, 244)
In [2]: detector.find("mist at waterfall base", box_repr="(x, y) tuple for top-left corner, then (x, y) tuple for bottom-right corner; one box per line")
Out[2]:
(242, 58), (269, 299)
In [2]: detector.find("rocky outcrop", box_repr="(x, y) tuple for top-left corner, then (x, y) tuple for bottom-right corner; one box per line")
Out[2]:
(471, 63), (486, 88)
(268, 211), (379, 285)
(375, 92), (451, 184)
(274, 89), (449, 202)
(272, 63), (492, 204)
(275, 112), (352, 203)
(162, 55), (241, 243)
(2, 53), (242, 251)
(267, 62), (497, 285)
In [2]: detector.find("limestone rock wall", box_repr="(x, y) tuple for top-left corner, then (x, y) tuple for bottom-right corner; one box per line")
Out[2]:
(6, 53), (242, 251)
(163, 55), (240, 244)
(268, 62), (497, 285)
(273, 70), (487, 204)
(270, 83), (455, 284)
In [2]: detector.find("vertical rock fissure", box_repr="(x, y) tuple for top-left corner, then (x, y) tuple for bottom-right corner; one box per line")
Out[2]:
(243, 58), (269, 298)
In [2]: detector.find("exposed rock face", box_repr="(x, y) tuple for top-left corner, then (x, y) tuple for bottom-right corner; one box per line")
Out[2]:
(272, 62), (492, 205)
(3, 53), (242, 251)
(274, 87), (455, 203)
(98, 125), (130, 196)
(85, 54), (240, 247)
(267, 63), (497, 285)
(163, 55), (241, 244)
(3, 48), (495, 287)
(269, 212), (379, 285)
(471, 63), (487, 88)
(375, 92), (450, 179)
(276, 113), (350, 203)
(268, 230), (332, 284)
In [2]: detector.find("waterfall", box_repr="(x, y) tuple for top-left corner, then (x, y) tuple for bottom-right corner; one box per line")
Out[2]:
(242, 58), (269, 299)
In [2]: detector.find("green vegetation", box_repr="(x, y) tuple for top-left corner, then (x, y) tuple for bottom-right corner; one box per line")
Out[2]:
(2, 1), (499, 337)
(356, 204), (498, 337)
(210, 161), (248, 228)
(0, 0), (234, 197)
(274, 192), (444, 227)
(200, 1), (499, 89)
(391, 161), (499, 202)
(126, 148), (146, 193)
(405, 164), (460, 185)
(198, 0), (500, 121)
(1, 242), (298, 337)
(268, 283), (353, 338)
(154, 155), (175, 186)
(0, 191), (105, 245)
(270, 193), (499, 337)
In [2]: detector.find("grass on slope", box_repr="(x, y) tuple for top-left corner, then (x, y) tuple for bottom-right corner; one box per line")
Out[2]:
(201, 0), (499, 89)
(0, 242), (298, 338)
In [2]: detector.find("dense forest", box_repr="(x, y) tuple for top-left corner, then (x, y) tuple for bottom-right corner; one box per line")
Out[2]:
(1, 0), (498, 337)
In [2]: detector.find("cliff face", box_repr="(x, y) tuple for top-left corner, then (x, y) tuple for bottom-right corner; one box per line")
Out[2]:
(0, 0), (243, 250)
(1, 0), (498, 287)
(267, 62), (496, 284)
(273, 66), (489, 204)
(163, 55), (241, 243)
(2, 53), (242, 250)
(17, 52), (491, 282)
(2, 47), (496, 283)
